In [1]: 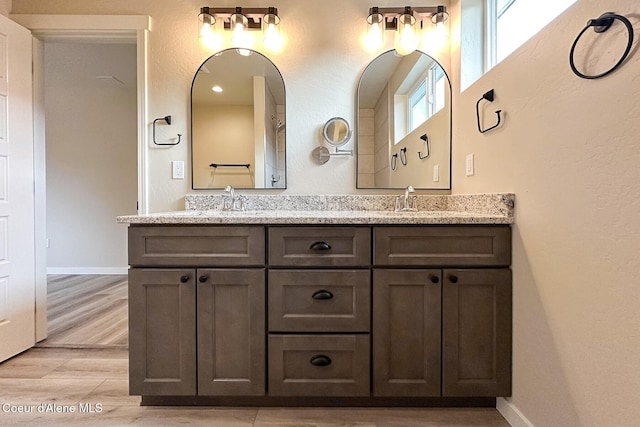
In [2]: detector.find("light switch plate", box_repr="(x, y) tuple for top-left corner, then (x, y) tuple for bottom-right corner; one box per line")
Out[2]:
(172, 160), (185, 179)
(465, 154), (474, 176)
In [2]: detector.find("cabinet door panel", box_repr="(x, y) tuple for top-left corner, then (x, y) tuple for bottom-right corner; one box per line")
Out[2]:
(128, 269), (196, 396)
(442, 268), (512, 397)
(372, 269), (441, 396)
(197, 269), (265, 396)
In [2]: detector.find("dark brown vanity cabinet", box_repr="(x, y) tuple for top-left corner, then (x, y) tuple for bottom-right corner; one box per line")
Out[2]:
(127, 223), (512, 401)
(127, 226), (265, 397)
(373, 226), (512, 397)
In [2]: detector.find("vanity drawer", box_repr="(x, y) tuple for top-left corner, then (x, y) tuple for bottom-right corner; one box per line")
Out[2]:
(268, 334), (370, 396)
(268, 270), (370, 333)
(268, 226), (370, 267)
(374, 226), (511, 267)
(128, 226), (265, 267)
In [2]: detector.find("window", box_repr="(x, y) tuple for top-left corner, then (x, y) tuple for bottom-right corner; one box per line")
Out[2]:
(461, 0), (577, 89)
(408, 65), (445, 133)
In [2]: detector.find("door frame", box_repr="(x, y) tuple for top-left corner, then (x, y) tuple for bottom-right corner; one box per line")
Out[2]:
(10, 14), (150, 341)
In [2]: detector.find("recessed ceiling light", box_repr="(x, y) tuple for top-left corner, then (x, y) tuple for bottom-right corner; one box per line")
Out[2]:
(211, 85), (223, 93)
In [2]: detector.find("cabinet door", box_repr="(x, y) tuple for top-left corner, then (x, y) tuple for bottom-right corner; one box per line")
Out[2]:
(442, 268), (512, 397)
(197, 268), (265, 396)
(128, 268), (196, 396)
(372, 269), (441, 396)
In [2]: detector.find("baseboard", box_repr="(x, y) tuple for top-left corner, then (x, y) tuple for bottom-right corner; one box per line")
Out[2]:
(47, 267), (128, 275)
(497, 398), (535, 427)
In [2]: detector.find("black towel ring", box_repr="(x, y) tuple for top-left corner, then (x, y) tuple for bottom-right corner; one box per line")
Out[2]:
(400, 147), (408, 166)
(569, 12), (634, 80)
(391, 153), (398, 171)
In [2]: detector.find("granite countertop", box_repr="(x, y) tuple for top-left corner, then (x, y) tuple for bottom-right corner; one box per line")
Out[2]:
(117, 193), (515, 225)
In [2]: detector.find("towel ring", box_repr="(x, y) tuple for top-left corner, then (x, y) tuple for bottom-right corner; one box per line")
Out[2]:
(569, 12), (634, 80)
(400, 147), (408, 166)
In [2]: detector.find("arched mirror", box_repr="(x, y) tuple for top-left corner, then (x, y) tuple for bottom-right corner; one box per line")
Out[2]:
(191, 49), (286, 189)
(356, 49), (451, 189)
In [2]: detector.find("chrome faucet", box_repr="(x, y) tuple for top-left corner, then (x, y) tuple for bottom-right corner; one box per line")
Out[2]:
(222, 185), (245, 211)
(395, 185), (417, 212)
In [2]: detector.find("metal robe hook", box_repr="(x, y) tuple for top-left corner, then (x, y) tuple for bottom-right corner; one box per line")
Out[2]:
(418, 133), (430, 159)
(153, 115), (182, 146)
(476, 89), (502, 133)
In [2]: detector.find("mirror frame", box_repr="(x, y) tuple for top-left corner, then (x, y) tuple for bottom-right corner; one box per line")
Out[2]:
(190, 48), (287, 190)
(355, 49), (452, 190)
(323, 117), (352, 147)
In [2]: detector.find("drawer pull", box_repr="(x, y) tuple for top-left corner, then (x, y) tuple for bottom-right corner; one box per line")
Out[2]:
(448, 274), (459, 284)
(309, 241), (332, 251)
(310, 355), (332, 367)
(198, 275), (209, 283)
(180, 275), (190, 283)
(312, 290), (334, 300)
(429, 274), (440, 284)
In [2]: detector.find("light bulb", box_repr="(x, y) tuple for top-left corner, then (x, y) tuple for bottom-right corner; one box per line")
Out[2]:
(262, 10), (282, 52)
(366, 10), (385, 51)
(395, 13), (418, 56)
(231, 12), (253, 50)
(198, 10), (222, 50)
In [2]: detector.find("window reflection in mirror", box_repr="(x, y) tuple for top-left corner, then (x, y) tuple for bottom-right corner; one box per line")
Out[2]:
(191, 49), (286, 189)
(356, 50), (451, 190)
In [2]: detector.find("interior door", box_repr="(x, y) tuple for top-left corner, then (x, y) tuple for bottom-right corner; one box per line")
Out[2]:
(0, 14), (35, 362)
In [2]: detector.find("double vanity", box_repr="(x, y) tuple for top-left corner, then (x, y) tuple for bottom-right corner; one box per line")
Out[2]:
(118, 193), (514, 407)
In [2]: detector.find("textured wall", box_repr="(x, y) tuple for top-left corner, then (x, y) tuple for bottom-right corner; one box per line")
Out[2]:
(12, 0), (451, 212)
(450, 0), (640, 425)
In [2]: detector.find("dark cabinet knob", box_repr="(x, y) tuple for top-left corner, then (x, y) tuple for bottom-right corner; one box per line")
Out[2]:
(310, 355), (332, 367)
(309, 241), (332, 251)
(198, 275), (208, 283)
(429, 275), (440, 284)
(312, 290), (334, 300)
(449, 274), (458, 284)
(180, 275), (190, 283)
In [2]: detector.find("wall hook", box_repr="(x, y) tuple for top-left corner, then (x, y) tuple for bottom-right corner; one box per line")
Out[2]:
(153, 115), (182, 146)
(400, 147), (408, 165)
(418, 133), (430, 159)
(476, 89), (502, 133)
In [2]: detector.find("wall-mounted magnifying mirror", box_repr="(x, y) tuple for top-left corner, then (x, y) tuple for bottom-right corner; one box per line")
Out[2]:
(191, 48), (286, 189)
(323, 117), (352, 147)
(356, 49), (451, 189)
(313, 117), (353, 165)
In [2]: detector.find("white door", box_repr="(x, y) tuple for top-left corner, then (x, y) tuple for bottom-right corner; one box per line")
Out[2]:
(0, 14), (35, 362)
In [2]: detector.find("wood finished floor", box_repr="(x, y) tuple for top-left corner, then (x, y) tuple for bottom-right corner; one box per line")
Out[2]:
(38, 275), (128, 349)
(12, 275), (510, 426)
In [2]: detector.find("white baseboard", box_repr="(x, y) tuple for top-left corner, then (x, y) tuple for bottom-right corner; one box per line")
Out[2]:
(47, 267), (128, 275)
(497, 398), (535, 427)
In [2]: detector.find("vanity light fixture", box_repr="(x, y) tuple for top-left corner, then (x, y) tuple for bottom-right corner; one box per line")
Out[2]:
(366, 5), (448, 55)
(198, 6), (282, 52)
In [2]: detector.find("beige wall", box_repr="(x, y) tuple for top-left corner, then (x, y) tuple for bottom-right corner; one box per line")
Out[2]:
(0, 0), (10, 16)
(45, 42), (137, 272)
(450, 0), (640, 425)
(12, 0), (451, 212)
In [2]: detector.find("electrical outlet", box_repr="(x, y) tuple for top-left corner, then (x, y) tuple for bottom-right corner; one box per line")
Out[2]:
(45, 238), (50, 248)
(172, 161), (185, 179)
(465, 153), (475, 176)
(433, 164), (439, 182)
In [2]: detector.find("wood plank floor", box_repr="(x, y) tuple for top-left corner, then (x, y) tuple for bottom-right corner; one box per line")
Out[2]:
(0, 348), (510, 426)
(37, 275), (128, 349)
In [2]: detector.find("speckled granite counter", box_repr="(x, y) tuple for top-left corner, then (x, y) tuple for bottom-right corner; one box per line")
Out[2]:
(117, 193), (514, 225)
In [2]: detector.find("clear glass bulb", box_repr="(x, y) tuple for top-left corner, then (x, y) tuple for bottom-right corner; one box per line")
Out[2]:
(395, 14), (418, 55)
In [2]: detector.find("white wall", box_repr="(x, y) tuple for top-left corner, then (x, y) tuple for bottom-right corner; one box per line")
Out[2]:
(450, 0), (640, 425)
(44, 42), (137, 272)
